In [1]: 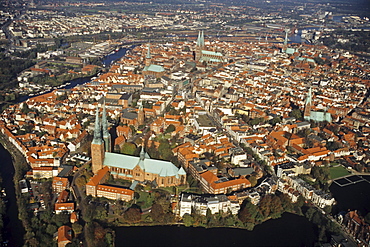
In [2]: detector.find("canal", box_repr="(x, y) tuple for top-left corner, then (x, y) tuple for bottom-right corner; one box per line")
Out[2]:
(0, 143), (24, 246)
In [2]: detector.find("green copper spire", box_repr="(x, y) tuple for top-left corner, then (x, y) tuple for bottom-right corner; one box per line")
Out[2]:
(140, 145), (145, 160)
(200, 30), (205, 47)
(102, 103), (109, 138)
(92, 106), (103, 145)
(196, 31), (201, 47)
(196, 31), (205, 47)
(146, 44), (151, 59)
(102, 103), (111, 152)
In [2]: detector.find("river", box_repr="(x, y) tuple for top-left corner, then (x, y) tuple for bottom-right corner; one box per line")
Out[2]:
(17, 47), (131, 103)
(115, 213), (317, 246)
(0, 143), (25, 246)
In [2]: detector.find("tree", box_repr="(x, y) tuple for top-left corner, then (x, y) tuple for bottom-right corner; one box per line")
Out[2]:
(247, 175), (257, 187)
(72, 222), (83, 235)
(182, 213), (193, 227)
(270, 117), (282, 125)
(94, 221), (106, 241)
(165, 124), (176, 134)
(269, 195), (283, 219)
(305, 207), (316, 221)
(290, 109), (302, 119)
(151, 203), (165, 223)
(121, 142), (137, 155)
(259, 195), (272, 218)
(238, 199), (258, 225)
(278, 193), (294, 212)
(124, 207), (141, 223)
(158, 139), (174, 161)
(45, 224), (57, 236)
(52, 212), (70, 227)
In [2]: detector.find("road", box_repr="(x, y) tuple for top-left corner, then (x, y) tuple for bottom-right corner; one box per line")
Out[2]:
(1, 12), (22, 54)
(71, 160), (91, 204)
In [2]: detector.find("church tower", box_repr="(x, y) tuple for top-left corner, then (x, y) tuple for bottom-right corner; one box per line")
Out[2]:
(138, 104), (145, 126)
(195, 31), (205, 61)
(145, 44), (152, 67)
(304, 87), (312, 119)
(102, 104), (111, 152)
(91, 106), (105, 174)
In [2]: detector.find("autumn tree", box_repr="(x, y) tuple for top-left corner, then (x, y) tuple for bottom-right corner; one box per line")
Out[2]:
(124, 207), (141, 223)
(238, 199), (258, 229)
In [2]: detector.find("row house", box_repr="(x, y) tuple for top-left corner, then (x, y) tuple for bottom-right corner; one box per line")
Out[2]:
(178, 193), (240, 217)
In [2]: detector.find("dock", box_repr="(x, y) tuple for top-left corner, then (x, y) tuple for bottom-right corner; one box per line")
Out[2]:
(333, 175), (370, 187)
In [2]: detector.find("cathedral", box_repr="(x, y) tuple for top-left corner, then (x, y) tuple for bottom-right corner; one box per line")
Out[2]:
(91, 105), (186, 187)
(194, 31), (225, 66)
(303, 87), (332, 122)
(142, 44), (165, 78)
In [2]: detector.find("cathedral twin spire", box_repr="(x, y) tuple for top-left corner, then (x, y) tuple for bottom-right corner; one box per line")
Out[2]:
(196, 30), (205, 48)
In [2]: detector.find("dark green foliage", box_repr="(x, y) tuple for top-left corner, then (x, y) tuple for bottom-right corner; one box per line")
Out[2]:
(164, 124), (176, 134)
(290, 108), (302, 120)
(0, 54), (35, 90)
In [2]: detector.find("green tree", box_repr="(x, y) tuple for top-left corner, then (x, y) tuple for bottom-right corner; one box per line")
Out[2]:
(45, 223), (57, 236)
(247, 175), (257, 187)
(182, 213), (193, 227)
(72, 222), (83, 235)
(165, 124), (176, 134)
(290, 109), (302, 119)
(158, 139), (174, 161)
(121, 142), (137, 155)
(52, 212), (70, 227)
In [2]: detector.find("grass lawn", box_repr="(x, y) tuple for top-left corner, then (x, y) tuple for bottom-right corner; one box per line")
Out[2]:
(136, 191), (153, 209)
(329, 165), (350, 180)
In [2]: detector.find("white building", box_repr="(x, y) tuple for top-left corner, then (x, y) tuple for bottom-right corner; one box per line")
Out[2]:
(178, 193), (240, 217)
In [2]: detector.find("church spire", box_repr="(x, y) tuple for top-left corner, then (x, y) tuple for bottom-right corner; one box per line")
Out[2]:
(145, 44), (151, 67)
(305, 87), (312, 106)
(140, 145), (145, 161)
(102, 103), (111, 152)
(304, 87), (312, 119)
(146, 43), (151, 59)
(92, 105), (102, 145)
(196, 31), (201, 47)
(196, 31), (204, 47)
(200, 30), (205, 47)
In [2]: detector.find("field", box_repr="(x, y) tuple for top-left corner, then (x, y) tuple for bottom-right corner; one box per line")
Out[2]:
(329, 165), (351, 180)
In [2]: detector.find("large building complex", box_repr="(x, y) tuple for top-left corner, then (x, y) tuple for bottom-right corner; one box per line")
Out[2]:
(91, 105), (187, 187)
